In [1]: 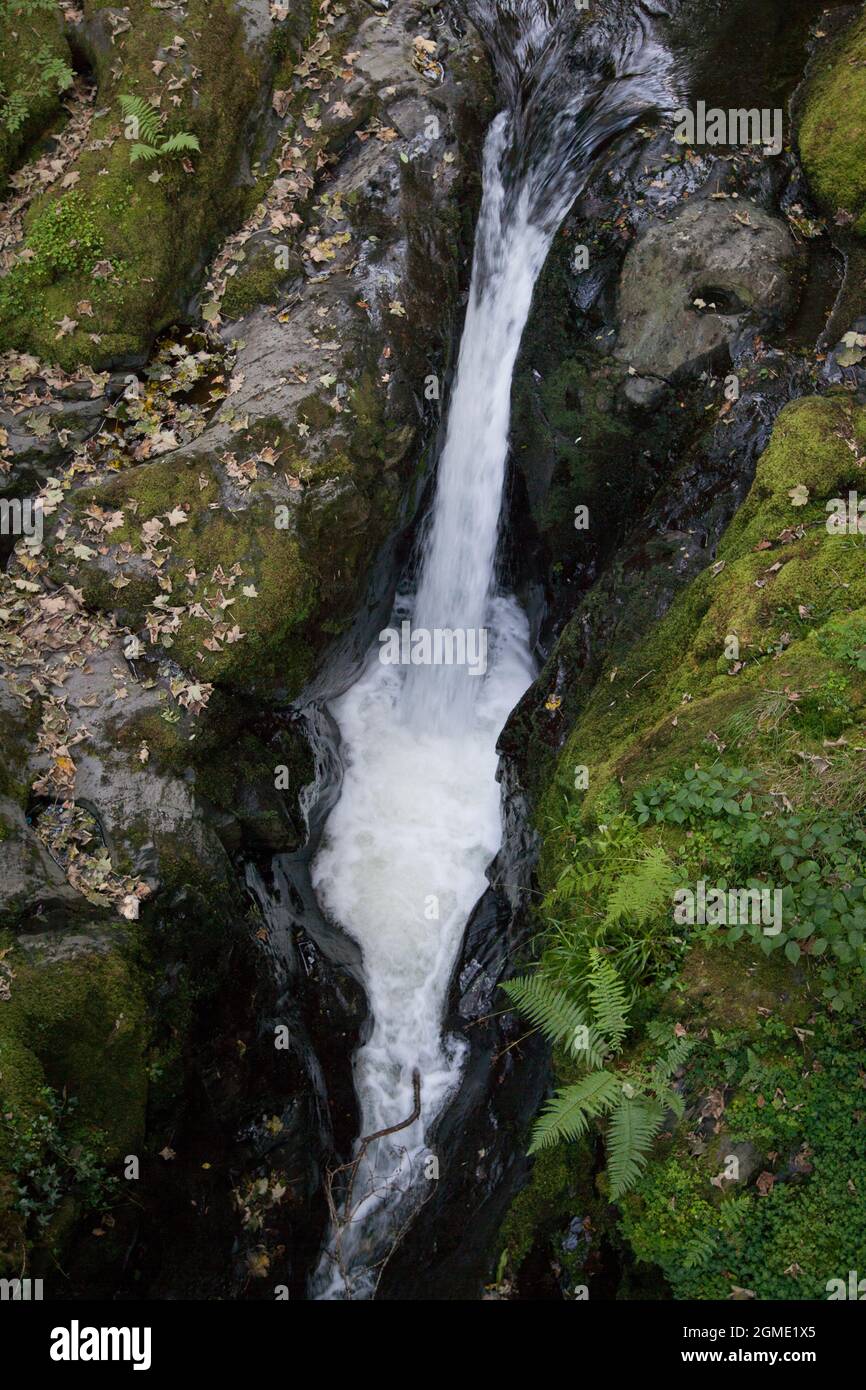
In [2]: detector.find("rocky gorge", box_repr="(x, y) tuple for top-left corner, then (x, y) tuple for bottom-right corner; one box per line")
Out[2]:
(1, 0), (865, 1304)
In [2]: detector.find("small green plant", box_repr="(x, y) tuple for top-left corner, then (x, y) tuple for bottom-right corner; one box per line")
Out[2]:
(2, 1086), (118, 1236)
(0, 1), (74, 138)
(502, 952), (693, 1198)
(544, 817), (685, 994)
(634, 763), (759, 827)
(631, 764), (866, 1011)
(119, 94), (200, 164)
(0, 49), (73, 134)
(620, 1016), (866, 1299)
(817, 615), (866, 674)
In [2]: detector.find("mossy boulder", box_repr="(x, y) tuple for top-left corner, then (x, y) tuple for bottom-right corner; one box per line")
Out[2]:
(0, 0), (284, 367)
(0, 0), (73, 193)
(69, 449), (318, 692)
(799, 12), (866, 235)
(536, 391), (866, 831)
(0, 928), (147, 1272)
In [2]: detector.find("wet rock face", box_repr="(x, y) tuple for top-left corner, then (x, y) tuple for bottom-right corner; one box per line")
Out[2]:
(0, 0), (492, 1298)
(614, 196), (801, 397)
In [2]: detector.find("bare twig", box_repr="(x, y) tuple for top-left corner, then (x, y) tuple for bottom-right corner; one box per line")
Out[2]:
(321, 1069), (424, 1296)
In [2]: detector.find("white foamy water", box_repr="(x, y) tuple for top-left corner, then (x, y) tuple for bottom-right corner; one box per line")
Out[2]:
(310, 596), (533, 1298)
(316, 593), (534, 1130)
(309, 0), (676, 1299)
(309, 124), (540, 1297)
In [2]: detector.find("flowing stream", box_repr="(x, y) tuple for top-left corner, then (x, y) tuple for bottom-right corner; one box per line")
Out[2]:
(309, 0), (676, 1299)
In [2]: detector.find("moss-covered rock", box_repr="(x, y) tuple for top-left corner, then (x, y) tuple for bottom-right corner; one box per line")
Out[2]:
(799, 12), (866, 234)
(537, 392), (866, 830)
(220, 243), (298, 319)
(0, 0), (73, 193)
(502, 381), (866, 1296)
(68, 448), (319, 690)
(0, 927), (147, 1272)
(0, 0), (280, 367)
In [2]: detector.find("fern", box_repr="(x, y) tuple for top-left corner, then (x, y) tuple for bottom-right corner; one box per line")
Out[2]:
(160, 131), (201, 155)
(719, 1193), (750, 1234)
(586, 949), (629, 1048)
(649, 1032), (694, 1089)
(603, 845), (679, 927)
(528, 1071), (621, 1152)
(501, 974), (606, 1067)
(129, 142), (160, 163)
(682, 1226), (719, 1270)
(119, 94), (163, 145)
(119, 94), (200, 165)
(504, 957), (693, 1200)
(606, 1095), (664, 1198)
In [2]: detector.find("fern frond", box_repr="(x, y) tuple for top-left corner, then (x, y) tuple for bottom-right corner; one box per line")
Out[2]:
(501, 975), (606, 1067)
(587, 949), (630, 1049)
(119, 93), (163, 146)
(719, 1194), (749, 1234)
(661, 1085), (686, 1122)
(603, 845), (679, 927)
(682, 1227), (718, 1269)
(528, 1071), (620, 1153)
(129, 142), (160, 163)
(650, 1033), (694, 1089)
(159, 131), (201, 155)
(606, 1095), (664, 1199)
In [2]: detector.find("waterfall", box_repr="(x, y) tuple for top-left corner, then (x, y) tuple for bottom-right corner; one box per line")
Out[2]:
(309, 0), (675, 1299)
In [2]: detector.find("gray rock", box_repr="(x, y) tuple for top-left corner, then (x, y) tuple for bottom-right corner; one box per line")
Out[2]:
(0, 391), (107, 495)
(0, 795), (88, 927)
(14, 926), (116, 962)
(615, 197), (800, 383)
(41, 642), (229, 890)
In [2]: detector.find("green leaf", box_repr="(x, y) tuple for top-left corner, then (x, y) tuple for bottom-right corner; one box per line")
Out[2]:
(501, 975), (605, 1068)
(528, 1072), (621, 1153)
(607, 1096), (664, 1199)
(159, 131), (201, 156)
(129, 142), (160, 163)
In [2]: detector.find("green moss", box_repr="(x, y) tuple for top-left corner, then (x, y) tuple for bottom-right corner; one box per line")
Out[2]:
(76, 566), (161, 621)
(75, 453), (316, 689)
(0, 0), (279, 367)
(720, 395), (865, 552)
(221, 246), (295, 319)
(538, 394), (866, 837)
(0, 938), (147, 1153)
(799, 13), (866, 234)
(0, 0), (72, 192)
(620, 1015), (866, 1299)
(668, 939), (811, 1035)
(498, 1142), (592, 1278)
(0, 700), (35, 804)
(0, 929), (148, 1269)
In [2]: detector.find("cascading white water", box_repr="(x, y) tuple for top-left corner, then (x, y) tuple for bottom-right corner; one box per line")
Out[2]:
(309, 0), (676, 1299)
(309, 122), (539, 1297)
(400, 117), (546, 732)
